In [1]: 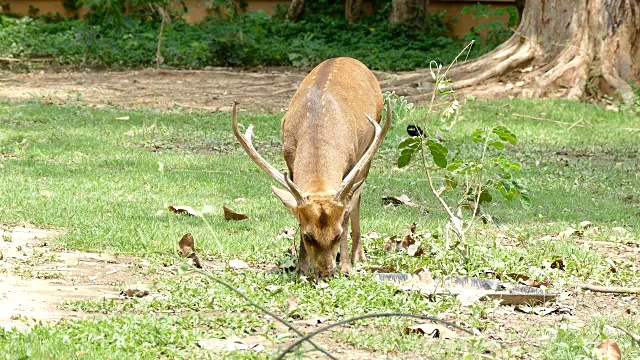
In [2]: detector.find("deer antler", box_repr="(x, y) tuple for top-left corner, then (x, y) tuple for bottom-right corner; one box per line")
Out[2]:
(334, 102), (392, 203)
(231, 101), (305, 204)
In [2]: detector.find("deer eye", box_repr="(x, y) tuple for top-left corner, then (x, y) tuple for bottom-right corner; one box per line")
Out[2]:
(303, 234), (317, 245)
(332, 234), (341, 244)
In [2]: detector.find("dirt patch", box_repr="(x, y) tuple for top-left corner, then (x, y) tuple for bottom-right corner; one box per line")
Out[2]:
(0, 68), (500, 113)
(0, 68), (307, 113)
(0, 226), (148, 330)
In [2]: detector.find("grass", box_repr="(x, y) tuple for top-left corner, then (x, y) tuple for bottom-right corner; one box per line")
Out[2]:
(0, 98), (639, 359)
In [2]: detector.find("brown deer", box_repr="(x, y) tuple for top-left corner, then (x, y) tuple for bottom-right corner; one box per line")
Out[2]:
(232, 57), (391, 279)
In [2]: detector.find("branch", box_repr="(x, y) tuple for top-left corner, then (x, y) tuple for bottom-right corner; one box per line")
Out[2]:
(276, 313), (473, 360)
(578, 284), (640, 294)
(187, 266), (337, 360)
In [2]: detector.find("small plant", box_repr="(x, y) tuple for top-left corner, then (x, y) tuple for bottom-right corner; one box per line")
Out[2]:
(394, 42), (529, 247)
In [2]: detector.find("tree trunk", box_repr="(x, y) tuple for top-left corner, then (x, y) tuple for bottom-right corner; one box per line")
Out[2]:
(389, 0), (425, 25)
(384, 0), (640, 104)
(345, 0), (363, 24)
(286, 0), (305, 22)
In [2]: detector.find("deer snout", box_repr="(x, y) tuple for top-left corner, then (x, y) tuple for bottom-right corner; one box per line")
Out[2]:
(314, 258), (337, 280)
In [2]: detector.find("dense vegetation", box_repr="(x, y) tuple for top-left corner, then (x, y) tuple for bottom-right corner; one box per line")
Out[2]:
(0, 1), (515, 71)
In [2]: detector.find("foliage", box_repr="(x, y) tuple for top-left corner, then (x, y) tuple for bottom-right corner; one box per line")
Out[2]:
(461, 3), (519, 54)
(392, 45), (528, 244)
(0, 6), (482, 71)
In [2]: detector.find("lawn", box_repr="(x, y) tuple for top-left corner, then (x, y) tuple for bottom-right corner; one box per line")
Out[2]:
(0, 97), (638, 359)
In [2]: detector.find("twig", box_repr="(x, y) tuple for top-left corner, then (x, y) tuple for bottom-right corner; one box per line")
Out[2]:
(189, 266), (337, 360)
(512, 113), (588, 127)
(610, 325), (640, 345)
(578, 284), (640, 294)
(565, 117), (585, 131)
(276, 313), (473, 360)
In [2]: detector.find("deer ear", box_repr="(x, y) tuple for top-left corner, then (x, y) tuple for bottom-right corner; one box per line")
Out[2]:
(271, 185), (298, 211)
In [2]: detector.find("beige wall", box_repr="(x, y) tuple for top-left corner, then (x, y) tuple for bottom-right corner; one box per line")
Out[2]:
(2, 0), (516, 36)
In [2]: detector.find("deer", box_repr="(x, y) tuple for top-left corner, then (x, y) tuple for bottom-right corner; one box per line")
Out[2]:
(232, 57), (391, 279)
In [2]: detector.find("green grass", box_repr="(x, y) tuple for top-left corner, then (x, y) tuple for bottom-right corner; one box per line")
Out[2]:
(0, 98), (639, 359)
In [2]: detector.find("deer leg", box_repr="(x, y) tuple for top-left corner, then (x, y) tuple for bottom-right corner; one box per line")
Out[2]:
(339, 214), (352, 275)
(296, 231), (310, 275)
(350, 195), (366, 264)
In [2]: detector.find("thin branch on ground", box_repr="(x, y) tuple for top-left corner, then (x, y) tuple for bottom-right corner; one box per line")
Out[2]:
(578, 284), (640, 294)
(512, 113), (589, 127)
(186, 266), (338, 360)
(276, 313), (473, 360)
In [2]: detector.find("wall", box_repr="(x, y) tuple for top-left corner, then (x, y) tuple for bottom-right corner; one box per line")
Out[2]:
(1, 0), (516, 36)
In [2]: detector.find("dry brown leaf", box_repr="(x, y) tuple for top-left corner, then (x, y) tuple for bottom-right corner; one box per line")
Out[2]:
(401, 222), (417, 248)
(382, 194), (418, 207)
(559, 227), (580, 238)
(407, 241), (423, 257)
(550, 258), (565, 270)
(580, 220), (593, 229)
(405, 324), (458, 339)
(286, 293), (298, 314)
(595, 339), (621, 360)
(223, 205), (248, 221)
(121, 288), (150, 298)
(178, 233), (202, 268)
(383, 235), (398, 252)
(168, 205), (202, 217)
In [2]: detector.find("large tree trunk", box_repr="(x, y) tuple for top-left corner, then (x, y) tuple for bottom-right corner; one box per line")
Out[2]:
(345, 0), (363, 24)
(286, 0), (304, 22)
(384, 0), (640, 104)
(389, 0), (426, 25)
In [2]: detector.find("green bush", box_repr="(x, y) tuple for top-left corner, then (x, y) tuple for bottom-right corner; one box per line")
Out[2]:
(0, 5), (501, 71)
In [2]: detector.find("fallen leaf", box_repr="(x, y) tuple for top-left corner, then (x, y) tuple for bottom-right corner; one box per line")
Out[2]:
(121, 288), (150, 298)
(300, 315), (327, 327)
(514, 304), (573, 316)
(223, 205), (248, 221)
(515, 81), (525, 87)
(168, 205), (202, 217)
(407, 241), (423, 257)
(559, 227), (580, 238)
(405, 324), (458, 339)
(197, 335), (266, 353)
(286, 293), (298, 314)
(504, 273), (552, 288)
(276, 227), (296, 241)
(401, 222), (417, 248)
(383, 235), (398, 252)
(178, 233), (202, 268)
(228, 259), (248, 270)
(115, 116), (130, 121)
(595, 339), (621, 360)
(265, 285), (280, 292)
(382, 194), (418, 207)
(579, 220), (593, 229)
(550, 258), (565, 270)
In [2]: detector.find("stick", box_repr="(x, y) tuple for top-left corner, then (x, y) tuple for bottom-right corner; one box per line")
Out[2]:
(578, 284), (640, 294)
(512, 113), (588, 127)
(566, 117), (584, 131)
(610, 325), (640, 345)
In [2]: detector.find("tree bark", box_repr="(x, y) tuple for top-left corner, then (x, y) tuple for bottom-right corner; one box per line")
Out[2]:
(345, 0), (363, 24)
(286, 0), (305, 22)
(389, 0), (426, 25)
(384, 0), (640, 104)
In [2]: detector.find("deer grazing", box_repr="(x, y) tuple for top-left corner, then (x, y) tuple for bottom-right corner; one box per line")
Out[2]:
(232, 57), (391, 279)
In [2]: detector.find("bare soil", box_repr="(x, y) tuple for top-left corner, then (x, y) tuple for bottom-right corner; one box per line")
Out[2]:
(0, 67), (505, 113)
(0, 225), (146, 330)
(0, 68), (308, 113)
